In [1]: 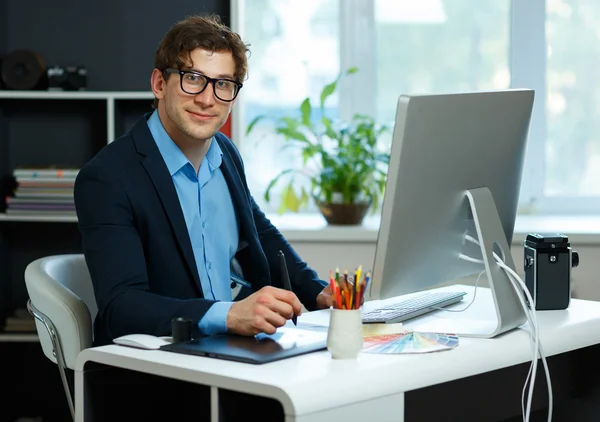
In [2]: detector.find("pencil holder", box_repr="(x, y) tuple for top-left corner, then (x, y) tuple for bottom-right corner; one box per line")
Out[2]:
(327, 309), (363, 359)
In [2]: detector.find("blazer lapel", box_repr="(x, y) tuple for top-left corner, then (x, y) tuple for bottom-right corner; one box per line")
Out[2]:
(217, 135), (270, 291)
(218, 145), (253, 241)
(132, 116), (202, 295)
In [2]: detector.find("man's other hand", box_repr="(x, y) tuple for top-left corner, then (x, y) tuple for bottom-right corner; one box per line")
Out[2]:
(226, 286), (302, 336)
(315, 277), (364, 309)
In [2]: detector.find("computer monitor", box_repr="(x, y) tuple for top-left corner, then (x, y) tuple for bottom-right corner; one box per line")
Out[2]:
(369, 89), (535, 338)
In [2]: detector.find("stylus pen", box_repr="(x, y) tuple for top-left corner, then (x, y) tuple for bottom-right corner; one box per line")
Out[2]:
(278, 250), (297, 325)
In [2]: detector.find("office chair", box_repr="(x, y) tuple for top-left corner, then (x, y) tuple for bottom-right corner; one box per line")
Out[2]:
(23, 254), (97, 421)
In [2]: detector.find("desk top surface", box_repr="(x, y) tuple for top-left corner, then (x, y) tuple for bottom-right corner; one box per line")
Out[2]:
(76, 285), (600, 416)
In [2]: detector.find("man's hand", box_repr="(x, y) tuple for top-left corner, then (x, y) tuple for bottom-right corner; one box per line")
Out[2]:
(226, 286), (302, 336)
(316, 283), (334, 309)
(315, 278), (365, 309)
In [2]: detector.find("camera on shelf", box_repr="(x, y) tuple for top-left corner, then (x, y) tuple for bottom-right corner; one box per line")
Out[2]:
(47, 65), (87, 91)
(523, 233), (579, 310)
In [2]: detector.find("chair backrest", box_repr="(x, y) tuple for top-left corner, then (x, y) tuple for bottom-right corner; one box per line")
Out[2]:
(24, 254), (97, 370)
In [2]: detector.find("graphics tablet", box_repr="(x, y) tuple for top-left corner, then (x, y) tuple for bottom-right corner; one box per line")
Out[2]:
(160, 326), (327, 364)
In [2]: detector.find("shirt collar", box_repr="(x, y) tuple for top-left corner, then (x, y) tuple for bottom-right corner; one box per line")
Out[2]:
(147, 110), (223, 176)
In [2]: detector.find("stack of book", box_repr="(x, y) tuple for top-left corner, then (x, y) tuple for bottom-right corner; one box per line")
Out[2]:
(5, 167), (79, 216)
(4, 307), (36, 333)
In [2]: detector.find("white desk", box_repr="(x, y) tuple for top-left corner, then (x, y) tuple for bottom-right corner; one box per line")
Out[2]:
(74, 285), (600, 422)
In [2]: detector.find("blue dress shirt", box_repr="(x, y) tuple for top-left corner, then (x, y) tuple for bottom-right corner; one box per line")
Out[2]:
(148, 111), (238, 335)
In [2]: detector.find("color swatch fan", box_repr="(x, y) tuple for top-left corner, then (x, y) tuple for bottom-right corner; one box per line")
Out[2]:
(362, 330), (459, 354)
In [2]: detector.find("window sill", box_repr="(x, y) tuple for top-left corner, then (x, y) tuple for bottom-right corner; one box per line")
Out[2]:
(270, 213), (600, 245)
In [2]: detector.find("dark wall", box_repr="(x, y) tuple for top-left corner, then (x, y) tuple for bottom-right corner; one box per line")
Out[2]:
(0, 2), (231, 420)
(0, 2), (8, 193)
(5, 0), (230, 91)
(0, 2), (6, 56)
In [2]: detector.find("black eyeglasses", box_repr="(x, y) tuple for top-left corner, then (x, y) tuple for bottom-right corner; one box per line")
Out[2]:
(164, 68), (243, 102)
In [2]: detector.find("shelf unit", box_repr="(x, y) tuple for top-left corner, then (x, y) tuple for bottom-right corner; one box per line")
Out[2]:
(0, 91), (155, 225)
(0, 90), (155, 343)
(0, 213), (78, 222)
(0, 333), (39, 342)
(0, 90), (155, 143)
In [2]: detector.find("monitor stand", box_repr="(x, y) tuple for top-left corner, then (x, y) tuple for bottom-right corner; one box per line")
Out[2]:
(445, 187), (528, 338)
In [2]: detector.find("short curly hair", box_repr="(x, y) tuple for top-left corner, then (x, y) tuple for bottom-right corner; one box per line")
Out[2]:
(153, 14), (250, 108)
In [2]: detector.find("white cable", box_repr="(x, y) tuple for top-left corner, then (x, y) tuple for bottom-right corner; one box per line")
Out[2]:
(432, 269), (485, 312)
(461, 234), (552, 422)
(464, 235), (551, 422)
(496, 258), (552, 422)
(459, 249), (541, 419)
(373, 270), (485, 315)
(458, 253), (485, 264)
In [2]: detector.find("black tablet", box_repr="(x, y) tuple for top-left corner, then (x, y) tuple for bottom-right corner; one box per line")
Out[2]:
(160, 327), (327, 364)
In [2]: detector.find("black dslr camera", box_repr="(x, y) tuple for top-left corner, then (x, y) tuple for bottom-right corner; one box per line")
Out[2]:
(523, 233), (579, 310)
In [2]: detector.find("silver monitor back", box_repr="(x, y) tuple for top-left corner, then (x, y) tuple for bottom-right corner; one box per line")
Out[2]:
(370, 89), (535, 338)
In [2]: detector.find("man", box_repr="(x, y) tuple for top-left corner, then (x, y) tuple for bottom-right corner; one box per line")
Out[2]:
(74, 14), (335, 347)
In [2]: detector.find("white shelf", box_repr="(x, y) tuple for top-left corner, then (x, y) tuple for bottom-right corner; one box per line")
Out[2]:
(0, 213), (77, 223)
(0, 90), (154, 100)
(0, 90), (154, 143)
(110, 91), (155, 100)
(0, 333), (38, 342)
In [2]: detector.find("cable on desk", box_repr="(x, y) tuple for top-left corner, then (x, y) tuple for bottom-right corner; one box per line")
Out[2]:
(462, 234), (552, 422)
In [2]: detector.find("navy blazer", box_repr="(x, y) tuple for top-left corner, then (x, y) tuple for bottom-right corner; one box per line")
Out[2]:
(74, 113), (326, 346)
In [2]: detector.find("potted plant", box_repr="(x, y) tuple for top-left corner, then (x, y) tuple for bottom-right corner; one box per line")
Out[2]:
(246, 67), (390, 225)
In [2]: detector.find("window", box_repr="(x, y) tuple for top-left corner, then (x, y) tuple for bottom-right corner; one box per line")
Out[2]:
(545, 0), (600, 197)
(231, 0), (599, 216)
(232, 0), (339, 213)
(374, 0), (510, 124)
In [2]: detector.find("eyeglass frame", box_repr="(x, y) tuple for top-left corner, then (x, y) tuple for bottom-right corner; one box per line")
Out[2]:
(163, 68), (243, 102)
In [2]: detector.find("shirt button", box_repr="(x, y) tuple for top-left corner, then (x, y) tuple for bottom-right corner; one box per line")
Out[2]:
(202, 221), (206, 228)
(208, 262), (212, 270)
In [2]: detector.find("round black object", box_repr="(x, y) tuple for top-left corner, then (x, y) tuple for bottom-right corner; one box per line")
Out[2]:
(572, 250), (579, 268)
(1, 50), (48, 90)
(171, 317), (192, 343)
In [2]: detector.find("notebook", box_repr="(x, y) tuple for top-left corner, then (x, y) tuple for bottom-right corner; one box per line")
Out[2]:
(160, 326), (327, 364)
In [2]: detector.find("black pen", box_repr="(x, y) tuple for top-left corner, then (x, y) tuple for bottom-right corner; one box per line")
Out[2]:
(278, 250), (297, 325)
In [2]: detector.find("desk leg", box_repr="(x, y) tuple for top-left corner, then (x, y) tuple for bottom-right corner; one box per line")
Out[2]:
(74, 368), (84, 422)
(211, 386), (219, 422)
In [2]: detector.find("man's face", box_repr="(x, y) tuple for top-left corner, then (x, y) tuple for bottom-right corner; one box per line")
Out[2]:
(152, 48), (237, 143)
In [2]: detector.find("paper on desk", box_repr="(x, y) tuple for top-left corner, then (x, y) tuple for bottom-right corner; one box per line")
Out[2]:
(288, 308), (333, 332)
(294, 319), (406, 338)
(362, 322), (405, 337)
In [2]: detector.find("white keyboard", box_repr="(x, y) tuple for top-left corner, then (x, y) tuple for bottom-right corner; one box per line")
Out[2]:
(362, 291), (467, 324)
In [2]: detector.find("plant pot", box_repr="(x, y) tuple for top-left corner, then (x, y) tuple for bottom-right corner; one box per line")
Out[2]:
(317, 201), (370, 225)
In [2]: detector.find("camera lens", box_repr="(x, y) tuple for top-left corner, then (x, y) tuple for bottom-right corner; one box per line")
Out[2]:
(572, 251), (580, 268)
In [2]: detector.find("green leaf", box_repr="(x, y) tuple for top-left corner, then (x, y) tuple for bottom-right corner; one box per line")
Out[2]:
(264, 168), (295, 203)
(319, 67), (360, 110)
(319, 80), (338, 110)
(275, 127), (310, 144)
(301, 143), (325, 165)
(300, 186), (310, 207)
(321, 81), (337, 108)
(246, 115), (266, 135)
(300, 98), (312, 127)
(277, 194), (288, 215)
(280, 116), (300, 128)
(371, 190), (379, 213)
(282, 182), (301, 212)
(322, 116), (338, 140)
